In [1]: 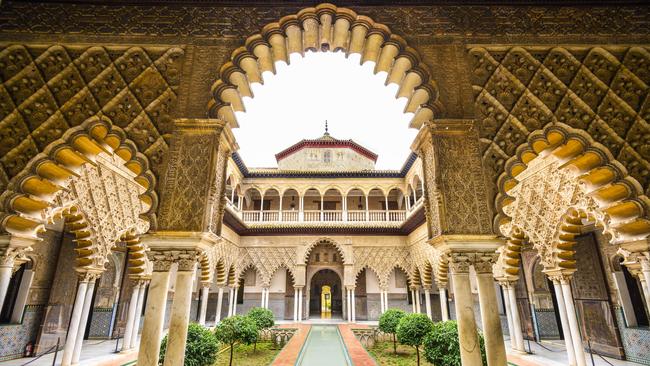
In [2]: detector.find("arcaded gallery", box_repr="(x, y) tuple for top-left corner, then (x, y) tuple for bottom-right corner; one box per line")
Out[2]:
(0, 1), (649, 366)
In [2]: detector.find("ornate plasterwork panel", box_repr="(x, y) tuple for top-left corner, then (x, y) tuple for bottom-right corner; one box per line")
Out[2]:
(352, 246), (411, 289)
(1, 3), (649, 39)
(417, 139), (441, 238)
(501, 155), (600, 269)
(52, 152), (150, 268)
(242, 247), (297, 287)
(0, 44), (185, 194)
(471, 46), (650, 218)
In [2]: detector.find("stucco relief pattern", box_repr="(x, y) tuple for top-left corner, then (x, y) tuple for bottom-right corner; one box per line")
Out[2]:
(0, 44), (184, 193)
(471, 46), (650, 218)
(1, 3), (649, 39)
(352, 246), (411, 289)
(417, 139), (441, 239)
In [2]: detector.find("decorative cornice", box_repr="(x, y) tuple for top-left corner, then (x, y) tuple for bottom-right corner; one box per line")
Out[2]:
(231, 151), (417, 178)
(275, 138), (378, 163)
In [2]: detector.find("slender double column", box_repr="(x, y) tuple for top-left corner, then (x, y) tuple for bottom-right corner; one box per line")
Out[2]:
(232, 286), (239, 315)
(227, 287), (235, 317)
(261, 287), (270, 309)
(379, 289), (388, 314)
(449, 254), (483, 366)
(293, 287), (299, 322)
(61, 271), (99, 366)
(474, 259), (506, 366)
(351, 287), (356, 323)
(0, 258), (15, 317)
(163, 255), (198, 366)
(439, 287), (449, 321)
(215, 287), (224, 323)
(415, 288), (421, 313)
(551, 278), (576, 365)
(424, 288), (432, 319)
(297, 287), (303, 322)
(122, 280), (142, 352)
(130, 280), (148, 350)
(411, 288), (417, 313)
(346, 288), (352, 322)
(558, 275), (587, 366)
(198, 284), (210, 325)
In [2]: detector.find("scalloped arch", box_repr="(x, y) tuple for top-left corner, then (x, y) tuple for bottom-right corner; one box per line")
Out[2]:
(207, 3), (442, 130)
(302, 237), (348, 264)
(496, 123), (650, 276)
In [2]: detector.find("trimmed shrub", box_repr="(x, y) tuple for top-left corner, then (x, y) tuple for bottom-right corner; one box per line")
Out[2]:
(247, 307), (275, 351)
(378, 308), (406, 354)
(214, 315), (259, 366)
(158, 322), (220, 366)
(396, 313), (434, 366)
(423, 320), (487, 366)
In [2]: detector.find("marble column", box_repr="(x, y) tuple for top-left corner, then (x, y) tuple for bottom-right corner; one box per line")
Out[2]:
(439, 287), (449, 321)
(293, 288), (298, 322)
(0, 258), (15, 317)
(163, 258), (197, 366)
(227, 287), (234, 317)
(10, 268), (34, 323)
(640, 256), (650, 314)
(298, 288), (303, 321)
(351, 288), (356, 323)
(411, 289), (417, 313)
(551, 279), (576, 365)
(138, 260), (172, 366)
(215, 287), (224, 323)
(346, 288), (352, 323)
(198, 285), (209, 325)
(450, 255), (483, 366)
(506, 284), (525, 353)
(499, 282), (516, 350)
(232, 287), (239, 315)
(424, 289), (432, 319)
(415, 288), (421, 313)
(384, 291), (389, 311)
(560, 277), (587, 366)
(475, 262), (506, 366)
(61, 275), (90, 366)
(130, 280), (147, 350)
(261, 288), (266, 308)
(71, 276), (97, 364)
(380, 290), (385, 313)
(121, 281), (141, 352)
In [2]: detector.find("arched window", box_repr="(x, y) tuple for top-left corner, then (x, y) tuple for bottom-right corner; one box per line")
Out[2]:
(323, 150), (332, 163)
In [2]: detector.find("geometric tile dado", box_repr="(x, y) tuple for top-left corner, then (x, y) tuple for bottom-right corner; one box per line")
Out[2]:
(0, 44), (185, 194)
(470, 46), (650, 215)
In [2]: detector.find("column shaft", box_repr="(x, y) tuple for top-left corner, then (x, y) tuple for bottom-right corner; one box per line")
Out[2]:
(0, 263), (14, 317)
(121, 283), (141, 351)
(138, 270), (171, 366)
(130, 282), (147, 350)
(10, 269), (34, 323)
(411, 289), (417, 313)
(380, 291), (385, 313)
(293, 288), (298, 322)
(215, 287), (224, 322)
(415, 289), (421, 313)
(163, 270), (195, 366)
(61, 280), (89, 366)
(476, 273), (507, 366)
(233, 287), (238, 315)
(198, 286), (209, 325)
(71, 279), (96, 364)
(507, 286), (525, 353)
(298, 288), (303, 321)
(424, 289), (432, 319)
(351, 290), (356, 323)
(439, 288), (449, 321)
(552, 281), (576, 365)
(501, 284), (516, 350)
(451, 271), (483, 365)
(561, 281), (587, 366)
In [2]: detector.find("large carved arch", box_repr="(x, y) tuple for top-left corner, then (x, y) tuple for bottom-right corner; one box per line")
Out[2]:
(0, 116), (154, 269)
(302, 237), (348, 264)
(208, 3), (442, 130)
(497, 123), (650, 274)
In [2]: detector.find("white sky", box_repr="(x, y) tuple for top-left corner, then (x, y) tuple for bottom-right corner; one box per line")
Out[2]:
(233, 51), (418, 170)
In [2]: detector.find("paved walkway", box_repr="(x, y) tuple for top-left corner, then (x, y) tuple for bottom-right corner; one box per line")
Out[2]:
(505, 337), (640, 366)
(0, 338), (137, 366)
(270, 323), (311, 366)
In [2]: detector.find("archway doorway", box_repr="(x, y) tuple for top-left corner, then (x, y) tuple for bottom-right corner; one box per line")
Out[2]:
(309, 269), (342, 319)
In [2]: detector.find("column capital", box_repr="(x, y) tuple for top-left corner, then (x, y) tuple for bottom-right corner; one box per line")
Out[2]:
(473, 252), (499, 274)
(448, 252), (472, 274)
(77, 269), (102, 282)
(200, 281), (212, 289)
(545, 270), (574, 284)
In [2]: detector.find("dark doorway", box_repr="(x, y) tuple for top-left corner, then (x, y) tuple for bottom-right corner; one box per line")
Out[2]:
(309, 269), (342, 318)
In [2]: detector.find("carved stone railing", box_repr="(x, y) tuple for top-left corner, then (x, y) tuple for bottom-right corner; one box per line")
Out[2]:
(237, 209), (410, 224)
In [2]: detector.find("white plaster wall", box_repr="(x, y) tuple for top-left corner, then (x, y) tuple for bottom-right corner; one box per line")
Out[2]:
(277, 147), (375, 171)
(269, 269), (287, 294)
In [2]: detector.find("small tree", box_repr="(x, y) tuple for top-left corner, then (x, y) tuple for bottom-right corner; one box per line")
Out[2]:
(396, 313), (434, 366)
(214, 315), (259, 366)
(378, 308), (406, 354)
(247, 307), (275, 351)
(423, 320), (487, 366)
(158, 323), (220, 366)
